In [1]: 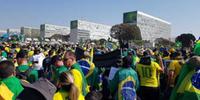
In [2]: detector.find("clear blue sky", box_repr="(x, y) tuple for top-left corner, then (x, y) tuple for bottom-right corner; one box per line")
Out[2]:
(0, 0), (199, 38)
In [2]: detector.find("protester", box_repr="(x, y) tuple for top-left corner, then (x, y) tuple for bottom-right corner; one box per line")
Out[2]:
(0, 60), (24, 100)
(53, 72), (84, 100)
(136, 51), (164, 100)
(170, 42), (200, 100)
(43, 49), (54, 79)
(0, 36), (199, 100)
(170, 56), (200, 100)
(78, 51), (99, 90)
(16, 50), (38, 83)
(64, 50), (89, 96)
(51, 55), (68, 86)
(110, 56), (139, 100)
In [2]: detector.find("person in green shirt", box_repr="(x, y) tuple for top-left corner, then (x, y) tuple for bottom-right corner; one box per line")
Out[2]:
(0, 60), (24, 100)
(51, 55), (68, 87)
(16, 50), (38, 83)
(110, 56), (139, 100)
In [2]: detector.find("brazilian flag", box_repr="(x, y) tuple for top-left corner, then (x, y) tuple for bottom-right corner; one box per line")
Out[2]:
(170, 58), (200, 100)
(194, 41), (200, 56)
(0, 82), (14, 100)
(0, 77), (24, 100)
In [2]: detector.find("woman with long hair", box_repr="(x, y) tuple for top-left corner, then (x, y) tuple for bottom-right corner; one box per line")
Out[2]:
(53, 72), (84, 100)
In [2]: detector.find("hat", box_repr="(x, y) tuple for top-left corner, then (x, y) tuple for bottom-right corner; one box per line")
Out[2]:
(16, 50), (28, 59)
(169, 48), (176, 53)
(84, 51), (91, 58)
(122, 56), (133, 68)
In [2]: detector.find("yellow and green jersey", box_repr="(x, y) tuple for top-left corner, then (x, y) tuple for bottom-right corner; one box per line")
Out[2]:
(136, 61), (162, 87)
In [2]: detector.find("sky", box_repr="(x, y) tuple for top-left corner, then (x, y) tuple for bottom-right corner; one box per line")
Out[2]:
(0, 0), (199, 38)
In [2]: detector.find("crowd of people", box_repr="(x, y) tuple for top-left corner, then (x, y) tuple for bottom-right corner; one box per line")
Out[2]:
(0, 39), (199, 100)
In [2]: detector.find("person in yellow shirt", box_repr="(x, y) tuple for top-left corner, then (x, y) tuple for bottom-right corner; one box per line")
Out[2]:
(168, 60), (183, 87)
(166, 51), (184, 100)
(168, 52), (184, 87)
(53, 72), (84, 100)
(136, 53), (164, 100)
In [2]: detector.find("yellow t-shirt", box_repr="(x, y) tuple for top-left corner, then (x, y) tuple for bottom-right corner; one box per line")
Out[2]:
(168, 60), (183, 86)
(53, 90), (84, 100)
(136, 61), (162, 87)
(28, 51), (34, 57)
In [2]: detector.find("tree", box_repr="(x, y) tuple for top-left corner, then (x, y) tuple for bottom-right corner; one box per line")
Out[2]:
(110, 24), (141, 40)
(175, 33), (196, 49)
(110, 24), (141, 48)
(155, 38), (175, 48)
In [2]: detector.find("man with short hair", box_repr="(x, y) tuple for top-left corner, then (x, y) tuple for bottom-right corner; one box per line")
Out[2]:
(51, 55), (68, 86)
(16, 50), (38, 83)
(63, 50), (89, 96)
(0, 60), (24, 100)
(110, 56), (139, 100)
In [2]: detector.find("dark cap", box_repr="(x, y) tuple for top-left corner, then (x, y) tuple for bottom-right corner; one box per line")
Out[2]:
(16, 50), (28, 59)
(51, 55), (62, 65)
(122, 56), (133, 68)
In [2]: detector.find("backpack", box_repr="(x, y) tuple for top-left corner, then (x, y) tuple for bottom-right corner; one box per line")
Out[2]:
(17, 78), (56, 100)
(16, 67), (33, 80)
(118, 76), (136, 100)
(32, 77), (57, 97)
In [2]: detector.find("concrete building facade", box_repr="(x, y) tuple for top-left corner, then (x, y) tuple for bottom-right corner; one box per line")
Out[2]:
(70, 20), (111, 43)
(40, 24), (70, 40)
(123, 11), (171, 42)
(21, 27), (40, 39)
(7, 28), (21, 34)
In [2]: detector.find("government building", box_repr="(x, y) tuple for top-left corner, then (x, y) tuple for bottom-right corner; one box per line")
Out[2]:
(123, 11), (171, 42)
(69, 20), (111, 43)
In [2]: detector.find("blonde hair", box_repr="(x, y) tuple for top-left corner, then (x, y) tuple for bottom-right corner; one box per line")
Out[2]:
(59, 72), (79, 100)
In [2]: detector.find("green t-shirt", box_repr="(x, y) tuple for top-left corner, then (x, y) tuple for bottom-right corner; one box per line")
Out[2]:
(1, 76), (24, 100)
(1, 51), (7, 58)
(17, 65), (38, 83)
